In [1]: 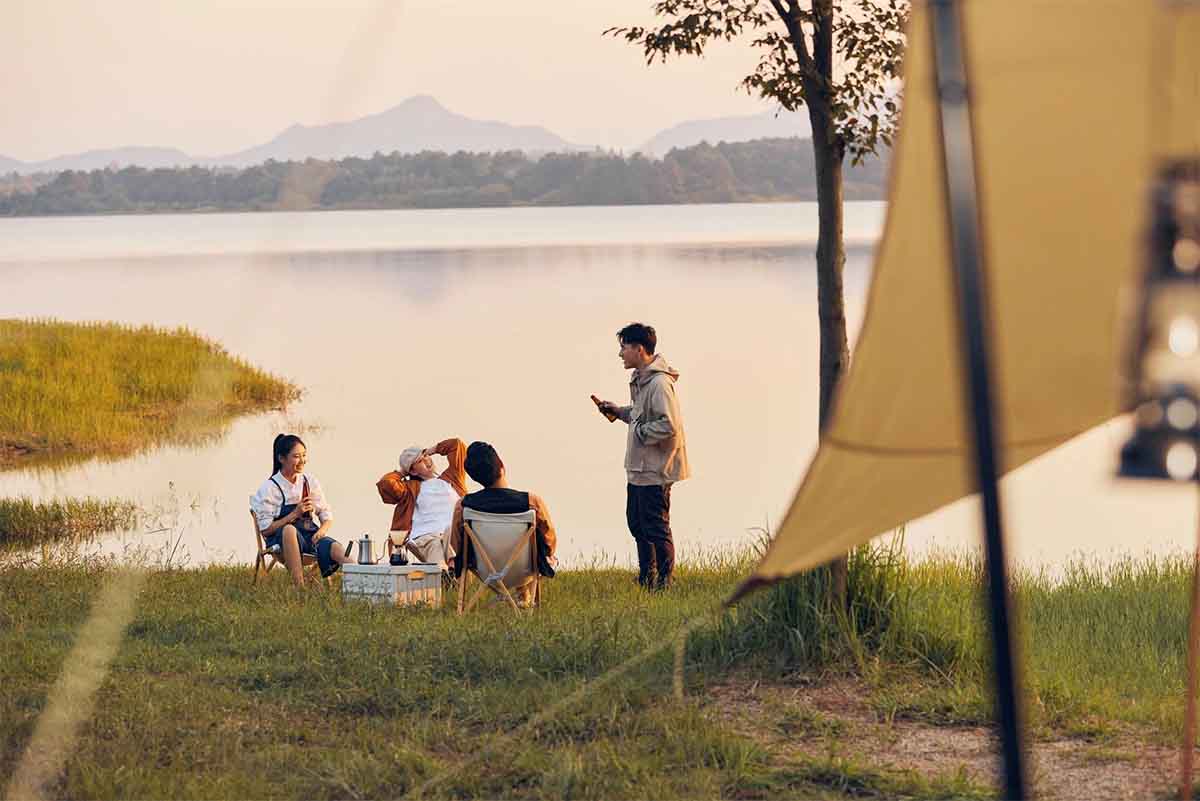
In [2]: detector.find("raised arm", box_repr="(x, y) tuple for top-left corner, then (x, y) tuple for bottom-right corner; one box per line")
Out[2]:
(376, 471), (417, 532)
(433, 437), (468, 494)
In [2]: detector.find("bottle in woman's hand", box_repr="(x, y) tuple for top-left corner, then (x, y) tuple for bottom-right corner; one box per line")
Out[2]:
(300, 480), (317, 526)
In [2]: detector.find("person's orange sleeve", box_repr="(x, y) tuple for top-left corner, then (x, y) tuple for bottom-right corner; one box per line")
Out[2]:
(435, 438), (468, 495)
(529, 492), (557, 557)
(448, 498), (465, 574)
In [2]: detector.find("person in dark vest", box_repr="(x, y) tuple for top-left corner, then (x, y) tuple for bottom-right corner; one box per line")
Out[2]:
(448, 441), (558, 605)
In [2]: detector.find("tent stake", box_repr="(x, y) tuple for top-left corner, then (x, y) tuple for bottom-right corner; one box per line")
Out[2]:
(927, 1), (1029, 798)
(1185, 486), (1200, 801)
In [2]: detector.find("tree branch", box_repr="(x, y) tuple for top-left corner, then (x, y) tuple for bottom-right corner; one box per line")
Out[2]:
(779, 0), (814, 72)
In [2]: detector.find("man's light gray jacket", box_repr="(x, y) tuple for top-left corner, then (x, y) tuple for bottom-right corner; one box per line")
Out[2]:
(615, 354), (691, 486)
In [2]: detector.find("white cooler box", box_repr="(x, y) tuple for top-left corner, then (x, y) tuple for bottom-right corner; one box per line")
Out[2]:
(342, 563), (443, 607)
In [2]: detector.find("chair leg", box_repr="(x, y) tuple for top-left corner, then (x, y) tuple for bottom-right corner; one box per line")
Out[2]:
(457, 571), (469, 616)
(464, 579), (492, 614)
(253, 554), (263, 585)
(495, 582), (521, 614)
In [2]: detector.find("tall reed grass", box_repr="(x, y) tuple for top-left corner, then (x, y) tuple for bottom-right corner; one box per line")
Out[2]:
(0, 318), (299, 467)
(699, 540), (1193, 733)
(0, 497), (139, 550)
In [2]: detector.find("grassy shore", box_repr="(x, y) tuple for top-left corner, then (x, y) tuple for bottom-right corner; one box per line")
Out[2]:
(0, 546), (1191, 799)
(0, 319), (300, 469)
(0, 497), (139, 550)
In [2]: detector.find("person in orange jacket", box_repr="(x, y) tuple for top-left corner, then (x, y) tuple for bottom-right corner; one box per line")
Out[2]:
(375, 437), (467, 567)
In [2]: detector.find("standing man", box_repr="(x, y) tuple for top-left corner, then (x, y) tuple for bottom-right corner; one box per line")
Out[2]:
(595, 322), (690, 590)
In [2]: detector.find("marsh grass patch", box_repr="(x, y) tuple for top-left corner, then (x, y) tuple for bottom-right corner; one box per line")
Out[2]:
(0, 318), (299, 470)
(0, 497), (139, 550)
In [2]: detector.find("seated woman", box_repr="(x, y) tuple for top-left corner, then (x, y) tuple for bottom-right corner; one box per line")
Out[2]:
(376, 438), (467, 567)
(252, 434), (353, 587)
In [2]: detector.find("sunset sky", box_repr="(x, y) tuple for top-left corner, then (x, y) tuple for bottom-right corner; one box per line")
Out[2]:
(2, 0), (776, 161)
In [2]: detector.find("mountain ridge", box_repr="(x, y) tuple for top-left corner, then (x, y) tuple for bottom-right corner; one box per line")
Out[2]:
(0, 96), (585, 175)
(640, 109), (811, 156)
(1, 99), (815, 175)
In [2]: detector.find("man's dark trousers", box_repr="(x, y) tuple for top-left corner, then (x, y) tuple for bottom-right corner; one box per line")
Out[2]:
(626, 483), (674, 588)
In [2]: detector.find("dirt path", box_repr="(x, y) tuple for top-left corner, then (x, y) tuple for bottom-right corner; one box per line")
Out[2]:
(703, 677), (1178, 799)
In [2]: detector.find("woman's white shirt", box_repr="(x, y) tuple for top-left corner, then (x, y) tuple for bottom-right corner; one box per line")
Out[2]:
(251, 472), (332, 532)
(409, 478), (457, 541)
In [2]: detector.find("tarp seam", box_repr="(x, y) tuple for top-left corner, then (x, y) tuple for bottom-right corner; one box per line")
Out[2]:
(824, 430), (1078, 457)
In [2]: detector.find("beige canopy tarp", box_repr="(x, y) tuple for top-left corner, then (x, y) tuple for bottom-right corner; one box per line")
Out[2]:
(738, 0), (1200, 595)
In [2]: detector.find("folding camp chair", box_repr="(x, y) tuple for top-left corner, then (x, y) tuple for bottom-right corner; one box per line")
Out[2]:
(250, 509), (330, 588)
(458, 507), (541, 615)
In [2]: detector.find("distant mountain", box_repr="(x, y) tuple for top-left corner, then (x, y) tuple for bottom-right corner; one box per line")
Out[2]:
(0, 96), (585, 175)
(640, 109), (811, 157)
(37, 146), (195, 173)
(211, 95), (583, 167)
(0, 147), (194, 176)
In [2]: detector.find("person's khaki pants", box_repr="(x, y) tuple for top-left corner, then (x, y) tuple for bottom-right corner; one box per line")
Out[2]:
(405, 529), (454, 568)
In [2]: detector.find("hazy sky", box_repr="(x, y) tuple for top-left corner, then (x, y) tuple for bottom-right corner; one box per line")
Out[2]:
(2, 0), (777, 161)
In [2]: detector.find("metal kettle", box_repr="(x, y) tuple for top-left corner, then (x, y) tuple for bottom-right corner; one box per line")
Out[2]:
(357, 532), (373, 564)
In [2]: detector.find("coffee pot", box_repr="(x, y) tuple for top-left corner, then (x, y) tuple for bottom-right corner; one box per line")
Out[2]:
(389, 538), (408, 566)
(357, 532), (373, 564)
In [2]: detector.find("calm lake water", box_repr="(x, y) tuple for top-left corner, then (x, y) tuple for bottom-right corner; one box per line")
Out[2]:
(0, 203), (1193, 570)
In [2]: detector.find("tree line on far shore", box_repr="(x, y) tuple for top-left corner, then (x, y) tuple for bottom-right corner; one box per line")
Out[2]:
(0, 138), (888, 217)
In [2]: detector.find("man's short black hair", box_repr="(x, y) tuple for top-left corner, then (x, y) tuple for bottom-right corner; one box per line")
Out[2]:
(616, 322), (656, 355)
(465, 441), (504, 487)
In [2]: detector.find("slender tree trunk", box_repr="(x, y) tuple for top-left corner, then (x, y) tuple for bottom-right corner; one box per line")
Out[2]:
(811, 129), (848, 436)
(804, 3), (851, 604)
(776, 0), (850, 605)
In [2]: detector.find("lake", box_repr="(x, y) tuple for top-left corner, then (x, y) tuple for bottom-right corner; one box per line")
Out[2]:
(0, 203), (1192, 570)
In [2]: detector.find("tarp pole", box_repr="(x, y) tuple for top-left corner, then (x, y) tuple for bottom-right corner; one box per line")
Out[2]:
(1184, 485), (1200, 801)
(927, 1), (1029, 798)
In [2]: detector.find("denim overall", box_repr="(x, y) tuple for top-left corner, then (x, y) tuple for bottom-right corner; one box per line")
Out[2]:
(264, 476), (337, 576)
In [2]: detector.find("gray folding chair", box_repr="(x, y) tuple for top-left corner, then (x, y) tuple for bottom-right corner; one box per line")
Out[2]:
(458, 507), (540, 615)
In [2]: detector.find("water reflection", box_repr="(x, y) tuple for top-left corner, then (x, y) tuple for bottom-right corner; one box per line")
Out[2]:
(1, 231), (859, 568)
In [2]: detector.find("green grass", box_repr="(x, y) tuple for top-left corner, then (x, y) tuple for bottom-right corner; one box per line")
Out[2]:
(0, 497), (139, 550)
(875, 551), (1194, 738)
(0, 561), (769, 799)
(0, 318), (299, 469)
(0, 545), (1192, 799)
(765, 756), (991, 799)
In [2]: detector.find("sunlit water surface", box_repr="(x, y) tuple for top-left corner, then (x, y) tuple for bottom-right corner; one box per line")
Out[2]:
(0, 203), (1191, 571)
